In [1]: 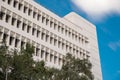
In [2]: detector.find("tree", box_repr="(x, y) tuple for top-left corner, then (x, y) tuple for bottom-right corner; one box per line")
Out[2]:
(52, 53), (94, 80)
(0, 42), (48, 80)
(0, 40), (94, 80)
(9, 43), (35, 80)
(0, 41), (13, 80)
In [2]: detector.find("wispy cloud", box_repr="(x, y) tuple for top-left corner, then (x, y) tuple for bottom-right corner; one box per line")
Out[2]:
(100, 27), (111, 35)
(71, 0), (120, 20)
(108, 40), (120, 51)
(117, 70), (120, 74)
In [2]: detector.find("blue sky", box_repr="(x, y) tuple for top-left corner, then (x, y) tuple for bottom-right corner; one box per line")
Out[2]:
(35, 0), (120, 80)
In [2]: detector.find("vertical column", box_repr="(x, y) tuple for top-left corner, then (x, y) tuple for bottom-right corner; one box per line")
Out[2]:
(33, 24), (37, 37)
(34, 43), (37, 56)
(39, 12), (42, 23)
(2, 12), (6, 22)
(18, 35), (21, 51)
(0, 28), (4, 41)
(12, 33), (15, 48)
(7, 11), (12, 25)
(6, 31), (10, 46)
(10, 0), (14, 7)
(38, 45), (41, 60)
(39, 28), (41, 40)
(56, 54), (59, 66)
(47, 34), (50, 43)
(43, 48), (46, 61)
(47, 49), (50, 62)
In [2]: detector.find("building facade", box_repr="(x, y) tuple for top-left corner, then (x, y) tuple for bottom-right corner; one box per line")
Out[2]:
(0, 0), (102, 80)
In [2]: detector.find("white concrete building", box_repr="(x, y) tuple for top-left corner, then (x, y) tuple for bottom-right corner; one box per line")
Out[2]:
(0, 0), (102, 80)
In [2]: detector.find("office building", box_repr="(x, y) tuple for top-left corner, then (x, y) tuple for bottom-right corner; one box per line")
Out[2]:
(0, 0), (102, 80)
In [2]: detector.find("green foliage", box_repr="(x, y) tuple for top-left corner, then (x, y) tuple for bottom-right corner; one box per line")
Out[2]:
(52, 53), (94, 80)
(0, 42), (94, 80)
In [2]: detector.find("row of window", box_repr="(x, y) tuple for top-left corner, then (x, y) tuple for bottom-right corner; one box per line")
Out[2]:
(1, 0), (89, 44)
(0, 28), (63, 66)
(0, 25), (89, 57)
(0, 8), (89, 54)
(0, 27), (90, 66)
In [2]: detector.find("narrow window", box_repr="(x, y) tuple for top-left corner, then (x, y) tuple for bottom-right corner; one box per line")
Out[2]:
(32, 28), (35, 35)
(23, 6), (27, 13)
(46, 19), (49, 25)
(46, 35), (49, 42)
(79, 37), (81, 43)
(62, 43), (64, 50)
(2, 0), (5, 2)
(3, 34), (8, 42)
(41, 32), (44, 40)
(15, 38), (19, 47)
(8, 0), (12, 5)
(58, 26), (60, 32)
(16, 20), (21, 28)
(13, 0), (18, 8)
(82, 38), (84, 44)
(66, 45), (68, 51)
(73, 49), (75, 53)
(61, 28), (64, 34)
(45, 52), (49, 61)
(21, 41), (25, 48)
(65, 30), (67, 36)
(18, 3), (22, 10)
(0, 11), (5, 20)
(37, 14), (41, 21)
(22, 23), (26, 31)
(50, 54), (53, 62)
(75, 35), (77, 41)
(69, 32), (71, 37)
(50, 21), (53, 28)
(36, 30), (40, 38)
(36, 48), (39, 56)
(54, 23), (57, 30)
(54, 56), (57, 64)
(72, 33), (74, 39)
(11, 17), (16, 26)
(59, 58), (61, 65)
(9, 36), (14, 45)
(54, 39), (57, 46)
(33, 11), (36, 18)
(27, 25), (31, 33)
(5, 14), (11, 23)
(58, 41), (61, 48)
(50, 37), (53, 44)
(69, 47), (72, 52)
(28, 8), (32, 16)
(41, 50), (44, 58)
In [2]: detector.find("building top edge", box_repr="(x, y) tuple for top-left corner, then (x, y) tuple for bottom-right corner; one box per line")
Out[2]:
(64, 12), (96, 29)
(30, 0), (96, 29)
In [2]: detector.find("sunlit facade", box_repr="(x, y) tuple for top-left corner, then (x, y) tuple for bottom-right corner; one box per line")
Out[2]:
(0, 0), (102, 80)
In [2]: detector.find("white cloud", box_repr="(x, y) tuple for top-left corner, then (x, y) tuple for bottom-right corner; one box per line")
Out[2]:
(71, 0), (120, 20)
(108, 40), (120, 51)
